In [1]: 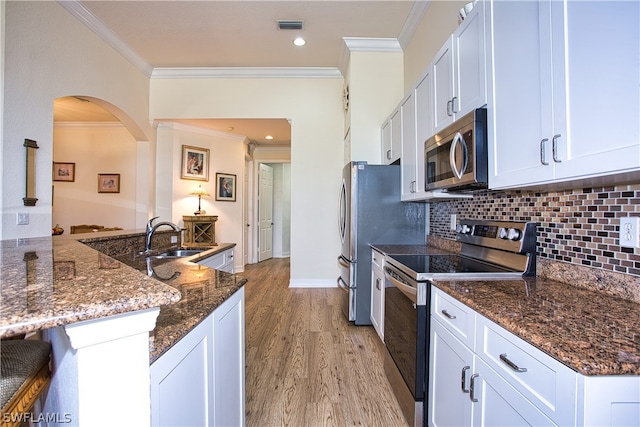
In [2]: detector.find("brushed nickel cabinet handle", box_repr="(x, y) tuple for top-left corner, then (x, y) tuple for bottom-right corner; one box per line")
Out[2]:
(552, 134), (562, 163)
(461, 366), (471, 393)
(540, 138), (549, 165)
(500, 353), (528, 372)
(441, 309), (456, 320)
(469, 373), (479, 402)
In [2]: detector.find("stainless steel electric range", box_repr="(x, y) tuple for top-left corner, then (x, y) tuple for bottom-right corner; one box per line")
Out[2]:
(382, 219), (537, 427)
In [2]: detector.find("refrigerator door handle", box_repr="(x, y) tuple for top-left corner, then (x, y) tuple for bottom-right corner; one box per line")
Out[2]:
(336, 276), (351, 292)
(337, 255), (354, 268)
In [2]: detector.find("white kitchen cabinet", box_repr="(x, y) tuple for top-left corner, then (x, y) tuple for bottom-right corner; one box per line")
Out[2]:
(381, 109), (401, 164)
(488, 0), (640, 189)
(430, 286), (640, 426)
(198, 247), (235, 273)
(370, 248), (385, 341)
(401, 71), (433, 201)
(432, 1), (486, 133)
(150, 287), (245, 427)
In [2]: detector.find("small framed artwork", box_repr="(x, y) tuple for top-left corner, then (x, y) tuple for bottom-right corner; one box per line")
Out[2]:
(216, 173), (236, 201)
(98, 173), (120, 193)
(54, 261), (76, 281)
(181, 145), (210, 181)
(53, 162), (75, 182)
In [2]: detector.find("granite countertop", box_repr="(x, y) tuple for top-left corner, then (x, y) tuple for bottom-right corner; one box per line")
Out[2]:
(0, 236), (181, 338)
(111, 244), (246, 363)
(372, 243), (640, 376)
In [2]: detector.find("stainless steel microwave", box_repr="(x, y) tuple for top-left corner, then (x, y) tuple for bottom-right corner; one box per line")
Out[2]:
(424, 108), (488, 191)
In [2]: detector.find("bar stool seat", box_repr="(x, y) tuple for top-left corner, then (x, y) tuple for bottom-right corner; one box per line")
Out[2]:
(1, 340), (52, 427)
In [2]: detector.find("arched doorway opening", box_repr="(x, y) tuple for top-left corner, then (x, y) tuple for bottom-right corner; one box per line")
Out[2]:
(52, 96), (150, 234)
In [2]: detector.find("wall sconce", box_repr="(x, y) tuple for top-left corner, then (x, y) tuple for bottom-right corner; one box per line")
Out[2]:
(189, 185), (210, 215)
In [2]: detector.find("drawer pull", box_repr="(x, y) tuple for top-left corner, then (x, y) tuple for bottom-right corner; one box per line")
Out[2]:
(441, 309), (456, 320)
(469, 374), (479, 402)
(499, 353), (528, 373)
(461, 366), (470, 393)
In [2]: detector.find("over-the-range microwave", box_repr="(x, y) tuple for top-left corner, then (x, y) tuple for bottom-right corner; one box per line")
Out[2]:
(424, 108), (488, 192)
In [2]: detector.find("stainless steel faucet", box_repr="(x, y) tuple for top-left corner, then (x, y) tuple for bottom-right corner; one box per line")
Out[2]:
(143, 216), (181, 254)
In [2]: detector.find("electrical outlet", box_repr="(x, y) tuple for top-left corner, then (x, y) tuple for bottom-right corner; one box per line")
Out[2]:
(171, 236), (178, 244)
(450, 214), (457, 231)
(17, 213), (29, 225)
(619, 217), (640, 248)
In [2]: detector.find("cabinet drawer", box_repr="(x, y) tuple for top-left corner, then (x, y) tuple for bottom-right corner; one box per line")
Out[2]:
(371, 249), (384, 270)
(475, 314), (577, 426)
(431, 287), (476, 349)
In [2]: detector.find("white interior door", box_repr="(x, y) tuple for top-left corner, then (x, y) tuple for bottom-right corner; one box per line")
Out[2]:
(258, 163), (274, 262)
(243, 158), (251, 267)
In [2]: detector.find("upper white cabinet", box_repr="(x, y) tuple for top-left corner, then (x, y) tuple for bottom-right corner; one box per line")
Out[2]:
(381, 109), (401, 164)
(488, 0), (640, 189)
(433, 2), (487, 133)
(401, 71), (434, 201)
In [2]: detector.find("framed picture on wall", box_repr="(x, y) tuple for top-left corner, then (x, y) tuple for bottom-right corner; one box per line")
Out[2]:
(181, 145), (210, 181)
(98, 173), (120, 193)
(215, 173), (236, 201)
(53, 162), (75, 182)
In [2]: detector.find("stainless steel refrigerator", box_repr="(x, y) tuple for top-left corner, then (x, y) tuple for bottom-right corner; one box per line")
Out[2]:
(337, 161), (426, 325)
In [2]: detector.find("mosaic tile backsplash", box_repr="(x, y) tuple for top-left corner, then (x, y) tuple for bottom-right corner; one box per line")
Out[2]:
(429, 184), (640, 277)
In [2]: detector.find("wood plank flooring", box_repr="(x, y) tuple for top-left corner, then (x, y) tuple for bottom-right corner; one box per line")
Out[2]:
(241, 258), (409, 427)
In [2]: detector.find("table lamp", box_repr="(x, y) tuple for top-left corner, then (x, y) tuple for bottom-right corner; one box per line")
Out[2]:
(190, 185), (210, 215)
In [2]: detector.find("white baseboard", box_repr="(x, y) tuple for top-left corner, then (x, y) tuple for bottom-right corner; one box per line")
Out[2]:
(288, 279), (337, 288)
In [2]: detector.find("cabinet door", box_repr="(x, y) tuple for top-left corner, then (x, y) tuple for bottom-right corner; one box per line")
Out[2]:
(433, 37), (455, 133)
(554, 0), (640, 180)
(471, 358), (555, 427)
(453, 2), (486, 118)
(414, 71), (433, 200)
(388, 109), (402, 164)
(381, 120), (392, 165)
(400, 93), (417, 200)
(370, 267), (384, 341)
(212, 288), (245, 427)
(429, 319), (474, 427)
(487, 0), (554, 189)
(151, 318), (213, 427)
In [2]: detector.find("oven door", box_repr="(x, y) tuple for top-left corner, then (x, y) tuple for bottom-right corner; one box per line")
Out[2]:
(384, 265), (428, 401)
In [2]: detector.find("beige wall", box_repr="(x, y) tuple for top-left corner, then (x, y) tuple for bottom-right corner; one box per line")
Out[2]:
(150, 77), (344, 285)
(403, 0), (467, 93)
(2, 1), (153, 239)
(52, 124), (138, 233)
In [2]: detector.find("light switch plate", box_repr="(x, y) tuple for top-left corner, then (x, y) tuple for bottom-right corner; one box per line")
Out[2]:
(17, 213), (29, 225)
(619, 217), (640, 248)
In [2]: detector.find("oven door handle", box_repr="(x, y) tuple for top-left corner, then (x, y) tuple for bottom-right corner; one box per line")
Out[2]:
(384, 269), (418, 305)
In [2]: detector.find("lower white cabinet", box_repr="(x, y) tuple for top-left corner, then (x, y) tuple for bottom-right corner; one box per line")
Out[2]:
(429, 286), (639, 427)
(370, 249), (385, 341)
(150, 287), (245, 427)
(198, 247), (235, 273)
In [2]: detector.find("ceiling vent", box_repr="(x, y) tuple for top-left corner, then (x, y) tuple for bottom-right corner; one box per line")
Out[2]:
(277, 20), (303, 30)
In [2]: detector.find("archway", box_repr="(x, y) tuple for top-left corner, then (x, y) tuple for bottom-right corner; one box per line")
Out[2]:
(52, 96), (150, 234)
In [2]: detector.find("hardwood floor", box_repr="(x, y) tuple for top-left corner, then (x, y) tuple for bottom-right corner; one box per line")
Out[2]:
(241, 258), (409, 427)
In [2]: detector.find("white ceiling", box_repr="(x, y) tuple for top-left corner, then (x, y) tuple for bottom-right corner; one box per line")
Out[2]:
(54, 0), (426, 147)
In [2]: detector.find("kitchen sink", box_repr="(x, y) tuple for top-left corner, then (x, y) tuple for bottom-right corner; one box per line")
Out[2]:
(153, 248), (205, 258)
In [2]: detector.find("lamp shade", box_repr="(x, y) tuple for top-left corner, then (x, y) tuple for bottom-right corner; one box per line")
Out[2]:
(190, 185), (210, 197)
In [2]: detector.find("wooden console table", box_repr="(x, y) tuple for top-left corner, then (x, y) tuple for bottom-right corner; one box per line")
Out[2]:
(182, 215), (218, 247)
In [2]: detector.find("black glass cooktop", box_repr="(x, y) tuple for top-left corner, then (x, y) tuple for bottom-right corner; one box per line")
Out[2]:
(386, 254), (518, 281)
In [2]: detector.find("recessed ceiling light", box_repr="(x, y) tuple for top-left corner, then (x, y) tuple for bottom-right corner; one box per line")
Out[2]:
(293, 37), (306, 46)
(265, 135), (274, 140)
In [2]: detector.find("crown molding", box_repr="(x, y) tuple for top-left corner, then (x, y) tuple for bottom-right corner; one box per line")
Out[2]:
(398, 0), (432, 49)
(342, 37), (403, 53)
(54, 122), (124, 128)
(154, 121), (248, 142)
(151, 67), (342, 79)
(57, 0), (154, 77)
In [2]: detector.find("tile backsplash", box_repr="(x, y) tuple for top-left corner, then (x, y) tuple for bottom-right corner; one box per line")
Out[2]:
(429, 185), (640, 277)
